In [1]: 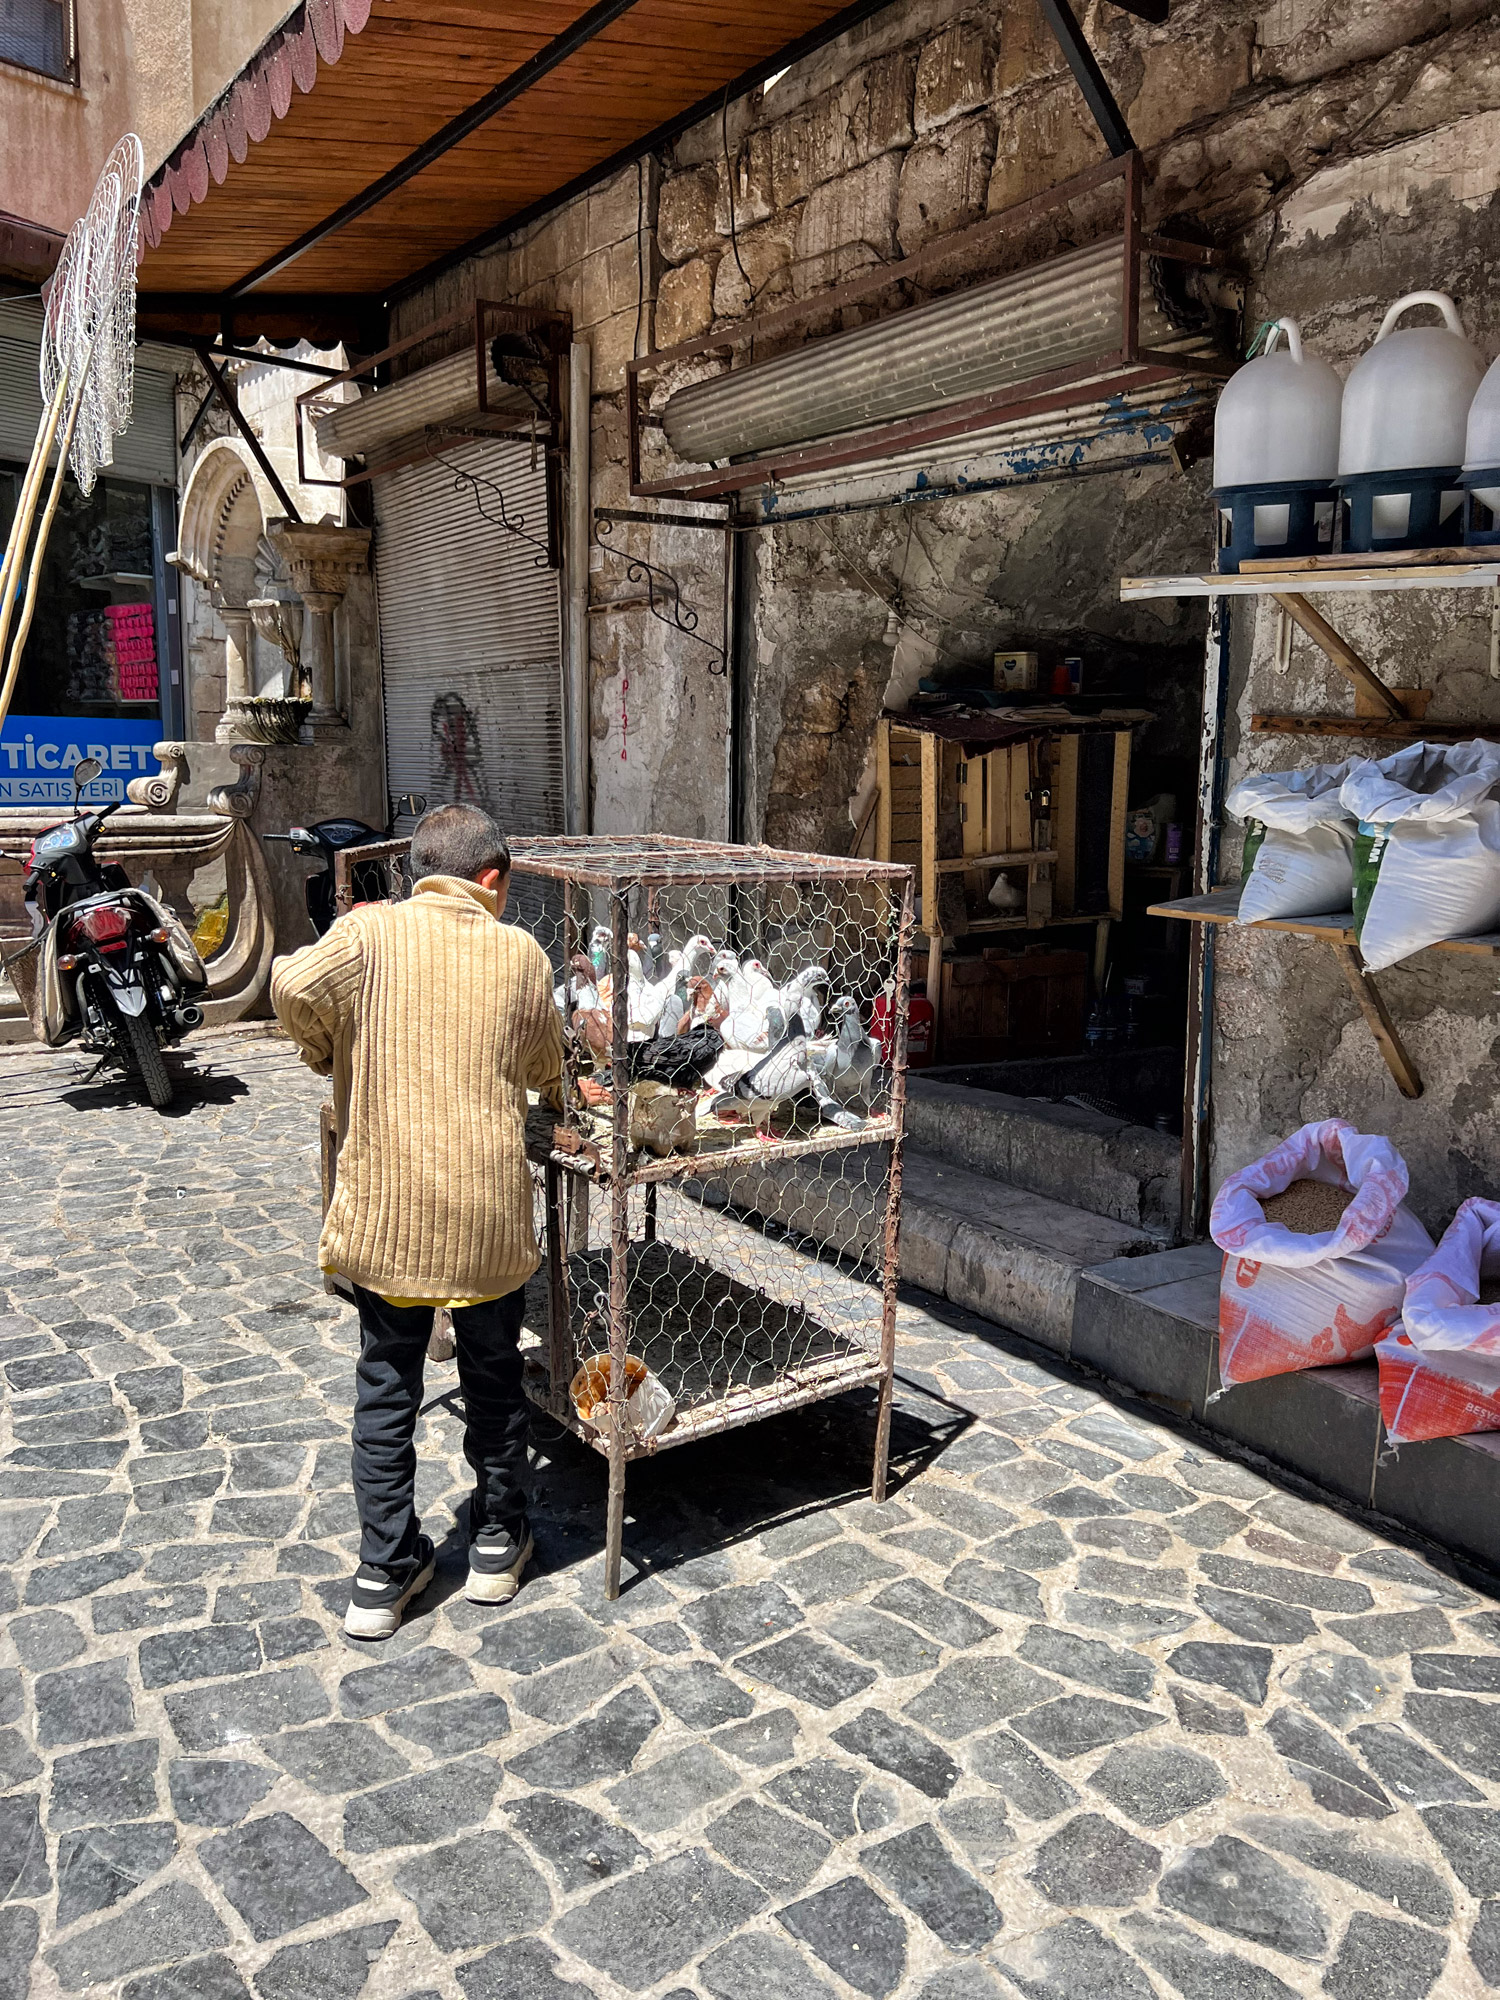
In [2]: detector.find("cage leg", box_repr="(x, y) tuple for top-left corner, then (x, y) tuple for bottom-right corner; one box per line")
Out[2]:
(871, 1368), (894, 1504)
(605, 1434), (627, 1600)
(566, 1175), (590, 1253)
(544, 1164), (572, 1417)
(643, 1181), (658, 1244)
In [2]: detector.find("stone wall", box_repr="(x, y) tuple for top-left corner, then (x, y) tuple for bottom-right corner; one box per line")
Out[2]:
(390, 0), (1500, 1218)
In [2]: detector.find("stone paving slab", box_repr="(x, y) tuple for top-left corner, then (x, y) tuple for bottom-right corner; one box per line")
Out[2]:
(0, 1031), (1498, 1997)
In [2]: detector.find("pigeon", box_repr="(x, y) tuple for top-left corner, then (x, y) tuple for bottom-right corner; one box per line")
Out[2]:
(776, 965), (829, 1038)
(710, 1009), (812, 1138)
(808, 995), (883, 1128)
(629, 950), (687, 1039)
(629, 1023), (724, 1088)
(679, 933), (717, 978)
(720, 956), (783, 1051)
(554, 951), (599, 1019)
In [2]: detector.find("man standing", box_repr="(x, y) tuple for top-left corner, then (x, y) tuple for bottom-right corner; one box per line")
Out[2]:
(272, 803), (564, 1639)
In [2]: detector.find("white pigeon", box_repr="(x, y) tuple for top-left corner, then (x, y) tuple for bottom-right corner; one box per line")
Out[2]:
(776, 965), (828, 1039)
(628, 950), (685, 1040)
(679, 933), (717, 978)
(710, 1008), (813, 1137)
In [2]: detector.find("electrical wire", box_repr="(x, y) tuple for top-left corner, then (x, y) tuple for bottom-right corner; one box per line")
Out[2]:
(722, 89), (756, 310)
(634, 155), (647, 361)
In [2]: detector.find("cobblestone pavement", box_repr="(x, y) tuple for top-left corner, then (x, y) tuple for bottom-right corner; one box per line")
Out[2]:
(2, 1028), (1499, 2000)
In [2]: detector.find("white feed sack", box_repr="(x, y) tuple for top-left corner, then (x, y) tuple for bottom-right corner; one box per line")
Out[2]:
(1341, 739), (1500, 970)
(1227, 759), (1361, 922)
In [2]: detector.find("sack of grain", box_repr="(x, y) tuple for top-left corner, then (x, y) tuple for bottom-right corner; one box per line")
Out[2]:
(1209, 1119), (1433, 1391)
(1377, 1197), (1500, 1443)
(1340, 740), (1500, 970)
(1227, 759), (1362, 923)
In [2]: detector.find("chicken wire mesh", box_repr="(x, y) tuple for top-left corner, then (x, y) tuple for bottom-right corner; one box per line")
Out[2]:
(508, 836), (911, 1463)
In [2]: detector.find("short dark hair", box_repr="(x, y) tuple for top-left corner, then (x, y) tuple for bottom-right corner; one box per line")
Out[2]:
(408, 802), (510, 884)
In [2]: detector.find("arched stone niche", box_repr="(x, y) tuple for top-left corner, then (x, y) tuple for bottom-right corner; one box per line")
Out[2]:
(171, 440), (283, 742)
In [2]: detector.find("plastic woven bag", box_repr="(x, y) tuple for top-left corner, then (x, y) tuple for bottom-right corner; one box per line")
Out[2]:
(1378, 1197), (1500, 1442)
(1209, 1119), (1434, 1391)
(1341, 740), (1500, 969)
(1227, 760), (1361, 922)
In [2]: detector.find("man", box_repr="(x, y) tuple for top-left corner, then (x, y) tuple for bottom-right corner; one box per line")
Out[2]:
(273, 802), (563, 1639)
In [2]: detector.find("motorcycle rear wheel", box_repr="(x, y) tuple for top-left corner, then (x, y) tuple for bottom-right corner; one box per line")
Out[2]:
(122, 1013), (174, 1111)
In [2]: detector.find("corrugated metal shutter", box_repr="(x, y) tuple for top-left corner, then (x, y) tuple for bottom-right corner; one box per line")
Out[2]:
(0, 334), (178, 487)
(374, 439), (565, 934)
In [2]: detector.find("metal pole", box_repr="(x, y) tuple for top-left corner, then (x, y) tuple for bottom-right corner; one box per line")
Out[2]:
(1180, 596), (1231, 1240)
(565, 341), (592, 834)
(604, 887), (631, 1597)
(872, 868), (915, 1502)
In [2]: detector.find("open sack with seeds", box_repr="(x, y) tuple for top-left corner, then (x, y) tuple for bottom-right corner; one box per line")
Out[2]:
(1209, 1118), (1433, 1390)
(1341, 740), (1500, 970)
(1227, 758), (1361, 922)
(1378, 1197), (1500, 1443)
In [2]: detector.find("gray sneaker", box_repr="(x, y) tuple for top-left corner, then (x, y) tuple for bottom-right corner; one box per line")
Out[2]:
(344, 1534), (436, 1640)
(466, 1522), (533, 1605)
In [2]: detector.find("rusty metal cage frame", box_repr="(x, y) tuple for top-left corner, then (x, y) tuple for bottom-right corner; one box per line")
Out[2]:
(333, 832), (914, 1596)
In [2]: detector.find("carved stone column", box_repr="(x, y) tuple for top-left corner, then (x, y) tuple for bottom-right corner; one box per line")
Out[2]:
(268, 522), (372, 736)
(214, 603), (258, 742)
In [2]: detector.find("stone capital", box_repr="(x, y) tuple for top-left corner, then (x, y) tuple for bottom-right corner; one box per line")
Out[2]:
(268, 521), (372, 606)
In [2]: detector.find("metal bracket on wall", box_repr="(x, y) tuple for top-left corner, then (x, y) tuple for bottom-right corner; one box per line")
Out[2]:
(592, 508), (729, 675)
(192, 343), (304, 524)
(430, 436), (555, 568)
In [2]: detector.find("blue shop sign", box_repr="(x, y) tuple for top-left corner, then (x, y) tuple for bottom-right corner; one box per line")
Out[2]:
(0, 716), (162, 806)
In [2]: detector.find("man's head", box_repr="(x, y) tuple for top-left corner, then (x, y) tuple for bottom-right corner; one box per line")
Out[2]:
(408, 803), (511, 902)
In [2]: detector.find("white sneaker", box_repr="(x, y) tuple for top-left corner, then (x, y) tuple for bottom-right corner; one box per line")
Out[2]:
(465, 1524), (533, 1605)
(343, 1535), (436, 1640)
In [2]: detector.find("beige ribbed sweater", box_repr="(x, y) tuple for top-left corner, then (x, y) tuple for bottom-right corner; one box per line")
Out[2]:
(271, 875), (564, 1300)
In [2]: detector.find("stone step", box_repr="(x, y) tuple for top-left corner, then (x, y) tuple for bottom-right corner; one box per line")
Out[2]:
(899, 1150), (1163, 1352)
(905, 1075), (1180, 1235)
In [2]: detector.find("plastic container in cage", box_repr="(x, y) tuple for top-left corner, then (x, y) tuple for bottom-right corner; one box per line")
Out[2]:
(506, 834), (915, 1599)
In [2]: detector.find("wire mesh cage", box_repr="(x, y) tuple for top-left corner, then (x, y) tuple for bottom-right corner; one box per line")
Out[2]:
(332, 832), (914, 1596)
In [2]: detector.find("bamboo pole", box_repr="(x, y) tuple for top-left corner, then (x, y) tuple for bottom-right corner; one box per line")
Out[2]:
(0, 375), (68, 664)
(0, 370), (82, 735)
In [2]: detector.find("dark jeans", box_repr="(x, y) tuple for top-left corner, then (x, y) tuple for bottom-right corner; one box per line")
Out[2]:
(350, 1282), (530, 1571)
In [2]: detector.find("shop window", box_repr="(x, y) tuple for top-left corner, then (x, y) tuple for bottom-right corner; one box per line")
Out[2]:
(0, 0), (77, 83)
(0, 465), (166, 804)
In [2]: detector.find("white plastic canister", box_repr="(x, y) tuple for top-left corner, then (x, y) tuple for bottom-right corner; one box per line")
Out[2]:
(1339, 292), (1484, 477)
(1464, 354), (1500, 515)
(1213, 319), (1342, 489)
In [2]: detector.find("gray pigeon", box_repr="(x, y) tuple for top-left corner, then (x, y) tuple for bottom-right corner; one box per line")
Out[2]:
(808, 996), (883, 1127)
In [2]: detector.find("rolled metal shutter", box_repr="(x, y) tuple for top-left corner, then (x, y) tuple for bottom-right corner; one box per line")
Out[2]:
(374, 439), (565, 919)
(0, 329), (179, 487)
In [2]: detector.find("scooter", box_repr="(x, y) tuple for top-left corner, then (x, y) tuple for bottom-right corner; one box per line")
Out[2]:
(22, 756), (208, 1110)
(263, 793), (426, 939)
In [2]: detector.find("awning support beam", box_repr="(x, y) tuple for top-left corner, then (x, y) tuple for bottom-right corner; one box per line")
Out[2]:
(193, 344), (304, 524)
(1037, 0), (1136, 157)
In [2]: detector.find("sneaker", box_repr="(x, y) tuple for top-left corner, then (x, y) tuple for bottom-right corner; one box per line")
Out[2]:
(344, 1534), (436, 1640)
(466, 1521), (533, 1605)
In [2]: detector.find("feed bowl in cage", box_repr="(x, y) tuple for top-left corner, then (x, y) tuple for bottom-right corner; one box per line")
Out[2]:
(569, 1351), (676, 1441)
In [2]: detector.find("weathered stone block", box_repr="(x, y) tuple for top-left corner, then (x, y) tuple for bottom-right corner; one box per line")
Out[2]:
(771, 50), (916, 208)
(1126, 13), (1253, 150)
(987, 75), (1109, 216)
(658, 165), (721, 265)
(915, 17), (995, 134)
(656, 258), (717, 348)
(897, 111), (997, 255)
(588, 310), (642, 395)
(714, 127), (776, 234)
(588, 164), (654, 255)
(795, 153), (901, 290)
(712, 216), (798, 318)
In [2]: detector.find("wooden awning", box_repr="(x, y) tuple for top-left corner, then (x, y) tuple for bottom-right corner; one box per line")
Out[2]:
(135, 0), (881, 347)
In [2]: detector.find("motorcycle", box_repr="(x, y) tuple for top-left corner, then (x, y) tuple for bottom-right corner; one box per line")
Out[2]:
(263, 792), (427, 939)
(23, 756), (209, 1111)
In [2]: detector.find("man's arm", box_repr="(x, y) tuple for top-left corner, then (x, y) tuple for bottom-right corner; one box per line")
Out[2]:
(270, 924), (365, 1076)
(526, 994), (566, 1114)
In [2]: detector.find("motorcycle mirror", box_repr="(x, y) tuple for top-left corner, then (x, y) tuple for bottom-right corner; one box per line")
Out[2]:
(72, 757), (103, 789)
(396, 793), (427, 818)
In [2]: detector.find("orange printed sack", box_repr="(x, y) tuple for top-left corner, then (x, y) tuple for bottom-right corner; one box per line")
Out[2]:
(1209, 1120), (1433, 1392)
(1378, 1197), (1500, 1443)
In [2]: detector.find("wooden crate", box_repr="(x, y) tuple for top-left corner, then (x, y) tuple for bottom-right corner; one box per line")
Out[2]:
(941, 947), (1089, 1061)
(874, 711), (1137, 1057)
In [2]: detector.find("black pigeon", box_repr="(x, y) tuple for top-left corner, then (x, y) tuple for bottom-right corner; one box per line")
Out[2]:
(628, 1023), (724, 1088)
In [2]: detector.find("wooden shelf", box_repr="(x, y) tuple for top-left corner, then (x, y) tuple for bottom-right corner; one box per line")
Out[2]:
(1252, 714), (1500, 742)
(1122, 554), (1500, 601)
(1146, 885), (1500, 957)
(1145, 886), (1500, 1100)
